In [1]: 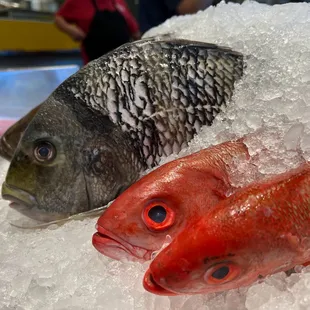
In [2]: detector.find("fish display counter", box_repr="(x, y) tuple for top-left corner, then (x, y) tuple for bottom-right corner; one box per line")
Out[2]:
(2, 2), (310, 310)
(0, 65), (79, 135)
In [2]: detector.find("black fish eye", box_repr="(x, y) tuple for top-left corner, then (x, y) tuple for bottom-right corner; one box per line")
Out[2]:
(148, 205), (167, 223)
(211, 266), (230, 280)
(38, 146), (49, 157)
(34, 142), (56, 162)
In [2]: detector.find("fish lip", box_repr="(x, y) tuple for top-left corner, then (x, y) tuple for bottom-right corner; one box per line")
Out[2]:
(143, 269), (177, 296)
(92, 225), (151, 262)
(2, 182), (68, 222)
(2, 182), (38, 207)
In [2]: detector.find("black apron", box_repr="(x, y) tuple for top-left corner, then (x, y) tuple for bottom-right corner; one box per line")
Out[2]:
(83, 0), (131, 61)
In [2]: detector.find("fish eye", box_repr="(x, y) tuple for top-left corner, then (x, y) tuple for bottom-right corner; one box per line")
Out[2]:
(148, 205), (167, 223)
(142, 201), (175, 232)
(212, 266), (229, 279)
(204, 262), (240, 285)
(34, 141), (56, 163)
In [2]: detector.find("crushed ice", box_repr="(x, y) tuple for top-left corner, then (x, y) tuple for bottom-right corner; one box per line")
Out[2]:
(2, 1), (310, 309)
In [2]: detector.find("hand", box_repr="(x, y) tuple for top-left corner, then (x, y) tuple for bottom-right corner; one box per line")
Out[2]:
(68, 25), (86, 42)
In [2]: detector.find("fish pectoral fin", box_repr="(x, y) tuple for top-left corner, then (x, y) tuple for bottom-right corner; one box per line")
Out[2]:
(142, 33), (176, 42)
(9, 205), (109, 230)
(141, 34), (243, 57)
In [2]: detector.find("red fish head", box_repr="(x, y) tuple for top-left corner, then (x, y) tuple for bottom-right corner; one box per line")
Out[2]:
(143, 218), (255, 295)
(92, 154), (231, 262)
(143, 172), (306, 296)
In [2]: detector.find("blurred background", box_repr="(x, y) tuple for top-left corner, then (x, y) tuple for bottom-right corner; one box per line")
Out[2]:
(0, 0), (139, 69)
(0, 0), (138, 132)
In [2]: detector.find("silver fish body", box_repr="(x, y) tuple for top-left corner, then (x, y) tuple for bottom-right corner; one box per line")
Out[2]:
(1, 38), (243, 221)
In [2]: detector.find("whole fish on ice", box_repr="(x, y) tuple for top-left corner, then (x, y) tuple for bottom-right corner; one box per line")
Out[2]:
(1, 38), (243, 221)
(93, 140), (249, 262)
(143, 163), (310, 296)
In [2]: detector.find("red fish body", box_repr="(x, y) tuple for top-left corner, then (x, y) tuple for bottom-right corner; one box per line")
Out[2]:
(93, 140), (249, 262)
(143, 163), (310, 296)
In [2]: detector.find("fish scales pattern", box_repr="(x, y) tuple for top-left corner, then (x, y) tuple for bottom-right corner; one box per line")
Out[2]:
(64, 40), (243, 167)
(210, 166), (310, 246)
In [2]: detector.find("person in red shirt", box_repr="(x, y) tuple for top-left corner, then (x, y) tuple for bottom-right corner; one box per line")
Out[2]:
(55, 0), (141, 65)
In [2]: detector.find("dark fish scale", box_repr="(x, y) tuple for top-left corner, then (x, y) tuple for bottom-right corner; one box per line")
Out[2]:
(205, 73), (214, 88)
(216, 69), (225, 80)
(197, 110), (206, 123)
(197, 68), (206, 80)
(225, 87), (232, 100)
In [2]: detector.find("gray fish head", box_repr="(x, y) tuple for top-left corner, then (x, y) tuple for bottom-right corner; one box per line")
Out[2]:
(1, 95), (136, 222)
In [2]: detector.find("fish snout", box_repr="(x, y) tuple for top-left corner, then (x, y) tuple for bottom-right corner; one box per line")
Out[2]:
(1, 182), (65, 222)
(92, 225), (151, 262)
(2, 182), (37, 207)
(143, 269), (177, 296)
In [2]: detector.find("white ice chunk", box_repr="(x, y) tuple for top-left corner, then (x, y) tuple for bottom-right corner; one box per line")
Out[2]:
(284, 123), (304, 151)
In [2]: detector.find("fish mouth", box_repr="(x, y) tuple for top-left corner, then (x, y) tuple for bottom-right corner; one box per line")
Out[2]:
(2, 182), (66, 222)
(92, 225), (151, 262)
(2, 182), (37, 207)
(143, 269), (177, 296)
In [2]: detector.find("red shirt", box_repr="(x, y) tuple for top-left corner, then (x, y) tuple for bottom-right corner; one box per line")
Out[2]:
(56, 0), (139, 64)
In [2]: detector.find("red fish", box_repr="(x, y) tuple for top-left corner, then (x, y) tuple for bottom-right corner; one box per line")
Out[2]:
(92, 140), (249, 262)
(143, 163), (310, 296)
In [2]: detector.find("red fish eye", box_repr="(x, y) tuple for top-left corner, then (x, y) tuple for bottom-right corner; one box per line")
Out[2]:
(34, 141), (56, 163)
(142, 202), (175, 232)
(204, 262), (240, 285)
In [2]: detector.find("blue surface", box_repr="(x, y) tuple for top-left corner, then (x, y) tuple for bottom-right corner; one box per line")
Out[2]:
(0, 65), (79, 119)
